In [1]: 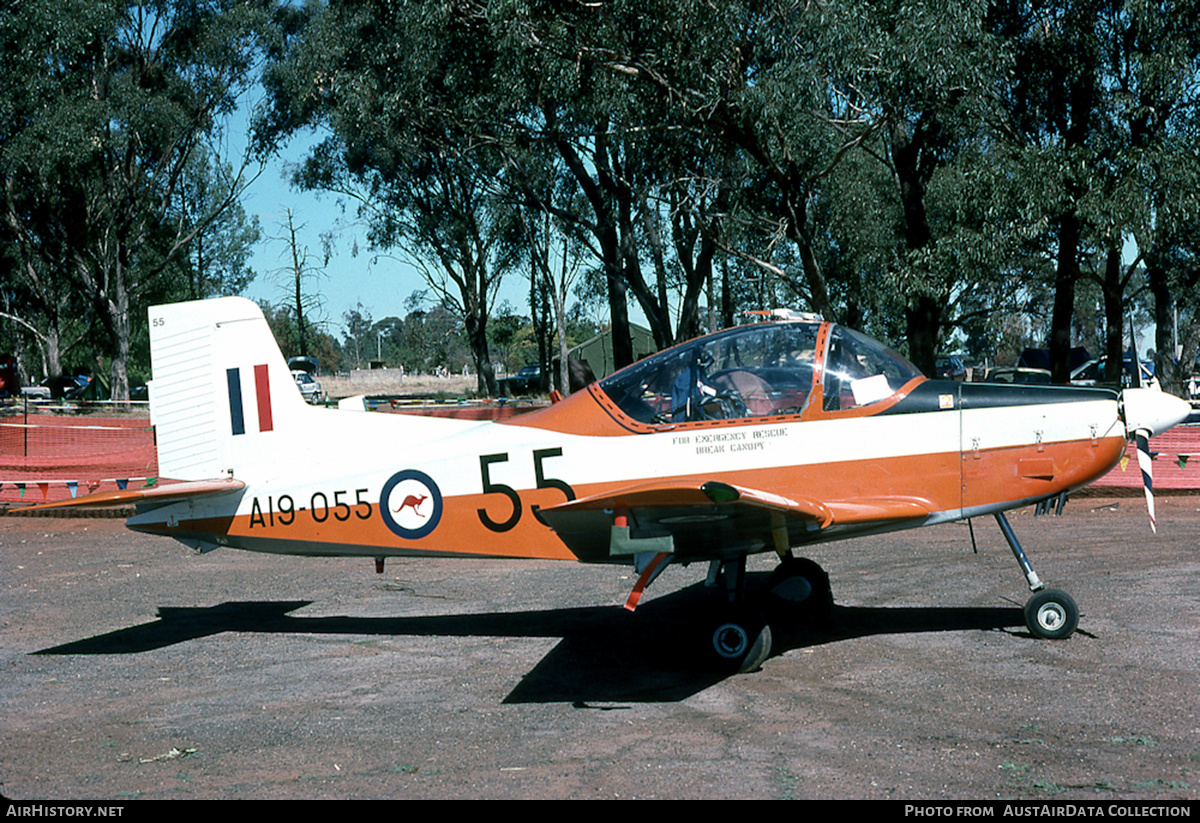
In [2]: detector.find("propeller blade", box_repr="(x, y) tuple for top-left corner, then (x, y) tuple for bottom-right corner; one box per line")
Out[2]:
(1135, 430), (1156, 534)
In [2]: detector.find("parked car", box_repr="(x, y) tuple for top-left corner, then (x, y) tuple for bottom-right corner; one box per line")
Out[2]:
(934, 355), (967, 381)
(292, 370), (324, 404)
(503, 364), (542, 395)
(1070, 358), (1157, 389)
(288, 356), (319, 374)
(976, 367), (1052, 385)
(19, 374), (90, 400)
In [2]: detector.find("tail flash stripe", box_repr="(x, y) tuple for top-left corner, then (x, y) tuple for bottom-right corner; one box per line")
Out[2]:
(227, 368), (245, 436)
(254, 364), (274, 433)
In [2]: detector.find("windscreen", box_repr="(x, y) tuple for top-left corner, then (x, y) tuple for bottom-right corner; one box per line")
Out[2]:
(598, 322), (821, 424)
(822, 325), (922, 411)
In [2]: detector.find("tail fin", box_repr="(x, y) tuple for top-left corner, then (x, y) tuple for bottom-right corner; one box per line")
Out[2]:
(148, 297), (310, 481)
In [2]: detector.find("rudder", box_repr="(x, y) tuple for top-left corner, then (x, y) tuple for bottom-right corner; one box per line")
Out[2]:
(148, 297), (309, 481)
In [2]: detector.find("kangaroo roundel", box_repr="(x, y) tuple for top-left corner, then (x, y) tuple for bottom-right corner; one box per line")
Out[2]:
(380, 470), (443, 539)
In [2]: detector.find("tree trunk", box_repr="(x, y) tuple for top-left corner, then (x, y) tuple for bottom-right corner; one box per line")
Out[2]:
(1049, 213), (1080, 384)
(464, 309), (496, 397)
(892, 117), (940, 375)
(905, 295), (940, 378)
(1147, 256), (1180, 396)
(1102, 248), (1125, 386)
(107, 273), (132, 404)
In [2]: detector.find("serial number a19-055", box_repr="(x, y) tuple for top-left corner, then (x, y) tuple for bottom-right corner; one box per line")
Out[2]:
(249, 489), (372, 528)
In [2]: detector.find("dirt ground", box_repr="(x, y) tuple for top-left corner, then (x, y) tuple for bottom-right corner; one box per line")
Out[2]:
(1, 495), (1198, 801)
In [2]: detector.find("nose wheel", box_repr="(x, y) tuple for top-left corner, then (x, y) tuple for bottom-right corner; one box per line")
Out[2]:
(1024, 588), (1079, 639)
(995, 512), (1081, 640)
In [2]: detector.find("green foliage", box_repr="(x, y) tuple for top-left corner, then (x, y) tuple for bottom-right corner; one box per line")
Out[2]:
(6, 0), (1200, 391)
(0, 0), (277, 397)
(260, 300), (341, 370)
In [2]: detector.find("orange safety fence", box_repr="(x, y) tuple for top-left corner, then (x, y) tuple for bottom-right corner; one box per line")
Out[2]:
(0, 413), (158, 504)
(2, 408), (1197, 506)
(1089, 425), (1200, 493)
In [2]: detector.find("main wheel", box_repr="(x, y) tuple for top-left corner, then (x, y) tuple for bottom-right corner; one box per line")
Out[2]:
(767, 557), (833, 617)
(1024, 588), (1079, 639)
(709, 608), (772, 673)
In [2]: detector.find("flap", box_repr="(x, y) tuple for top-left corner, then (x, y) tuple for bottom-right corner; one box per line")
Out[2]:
(548, 479), (834, 526)
(539, 479), (933, 562)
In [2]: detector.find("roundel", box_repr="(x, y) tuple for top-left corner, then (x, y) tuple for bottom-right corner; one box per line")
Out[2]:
(379, 469), (442, 539)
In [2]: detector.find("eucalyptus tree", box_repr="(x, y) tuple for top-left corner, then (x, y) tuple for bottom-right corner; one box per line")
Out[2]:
(832, 0), (1011, 372)
(0, 0), (274, 399)
(257, 0), (523, 394)
(177, 151), (262, 302)
(987, 0), (1200, 388)
(508, 0), (1014, 371)
(515, 172), (589, 393)
(511, 0), (844, 319)
(1104, 0), (1200, 395)
(259, 1), (845, 371)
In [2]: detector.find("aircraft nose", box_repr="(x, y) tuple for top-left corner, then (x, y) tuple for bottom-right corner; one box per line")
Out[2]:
(1122, 388), (1193, 438)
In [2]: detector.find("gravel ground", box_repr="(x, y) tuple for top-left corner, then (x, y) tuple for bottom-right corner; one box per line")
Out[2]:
(1, 495), (1198, 801)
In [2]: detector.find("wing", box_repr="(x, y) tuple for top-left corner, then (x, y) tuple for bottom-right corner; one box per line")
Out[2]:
(538, 479), (933, 562)
(13, 479), (246, 513)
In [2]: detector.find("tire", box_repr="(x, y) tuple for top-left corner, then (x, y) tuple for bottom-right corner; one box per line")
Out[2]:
(767, 557), (833, 617)
(709, 608), (772, 673)
(1024, 588), (1079, 640)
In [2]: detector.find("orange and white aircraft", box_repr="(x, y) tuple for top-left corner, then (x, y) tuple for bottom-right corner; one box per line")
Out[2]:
(34, 297), (1193, 671)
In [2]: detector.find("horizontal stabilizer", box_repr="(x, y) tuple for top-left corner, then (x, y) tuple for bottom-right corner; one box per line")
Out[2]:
(14, 479), (245, 513)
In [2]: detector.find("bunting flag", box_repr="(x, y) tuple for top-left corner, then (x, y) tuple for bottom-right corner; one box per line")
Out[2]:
(0, 476), (159, 501)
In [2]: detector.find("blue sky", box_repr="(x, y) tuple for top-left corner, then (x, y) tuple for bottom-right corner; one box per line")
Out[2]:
(237, 139), (427, 335)
(223, 88), (462, 339)
(236, 137), (544, 340)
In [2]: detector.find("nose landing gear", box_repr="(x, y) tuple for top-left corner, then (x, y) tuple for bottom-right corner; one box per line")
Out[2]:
(995, 512), (1081, 639)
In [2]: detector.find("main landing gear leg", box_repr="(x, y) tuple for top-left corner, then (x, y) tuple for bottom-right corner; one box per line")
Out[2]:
(705, 555), (772, 673)
(994, 512), (1079, 640)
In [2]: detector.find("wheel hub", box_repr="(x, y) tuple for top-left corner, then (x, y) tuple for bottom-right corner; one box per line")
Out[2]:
(713, 623), (750, 659)
(1035, 602), (1066, 631)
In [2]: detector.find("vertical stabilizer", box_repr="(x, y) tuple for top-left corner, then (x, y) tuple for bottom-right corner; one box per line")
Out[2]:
(148, 297), (309, 480)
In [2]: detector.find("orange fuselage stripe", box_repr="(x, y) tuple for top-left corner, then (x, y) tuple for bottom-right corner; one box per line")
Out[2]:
(141, 435), (1124, 561)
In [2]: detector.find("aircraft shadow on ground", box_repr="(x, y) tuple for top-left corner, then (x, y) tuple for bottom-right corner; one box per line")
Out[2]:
(35, 573), (1025, 704)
